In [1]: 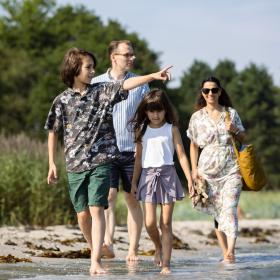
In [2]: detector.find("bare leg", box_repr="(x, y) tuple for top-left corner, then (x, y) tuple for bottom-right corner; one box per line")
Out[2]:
(89, 206), (107, 275)
(215, 229), (228, 258)
(77, 209), (92, 250)
(143, 203), (162, 266)
(220, 178), (241, 263)
(125, 191), (143, 261)
(224, 237), (236, 263)
(159, 203), (174, 274)
(103, 188), (117, 258)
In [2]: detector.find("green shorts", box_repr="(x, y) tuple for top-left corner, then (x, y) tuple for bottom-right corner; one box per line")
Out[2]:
(67, 164), (111, 213)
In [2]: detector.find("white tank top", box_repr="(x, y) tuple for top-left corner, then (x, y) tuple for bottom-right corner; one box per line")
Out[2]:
(142, 122), (174, 168)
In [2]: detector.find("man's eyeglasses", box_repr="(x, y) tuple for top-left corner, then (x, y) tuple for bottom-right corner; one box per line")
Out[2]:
(201, 87), (220, 94)
(114, 53), (135, 58)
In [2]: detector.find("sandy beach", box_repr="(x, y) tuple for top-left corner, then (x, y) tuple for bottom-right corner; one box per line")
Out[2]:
(1, 219), (279, 263)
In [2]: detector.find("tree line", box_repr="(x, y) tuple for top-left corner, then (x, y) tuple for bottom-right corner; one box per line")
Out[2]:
(1, 0), (279, 189)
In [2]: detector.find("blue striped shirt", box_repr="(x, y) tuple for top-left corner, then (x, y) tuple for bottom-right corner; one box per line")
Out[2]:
(91, 70), (149, 152)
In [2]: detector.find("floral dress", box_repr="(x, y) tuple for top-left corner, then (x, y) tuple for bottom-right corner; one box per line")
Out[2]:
(187, 107), (245, 238)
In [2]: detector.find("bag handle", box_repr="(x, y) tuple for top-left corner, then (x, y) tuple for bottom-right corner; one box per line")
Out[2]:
(225, 107), (240, 159)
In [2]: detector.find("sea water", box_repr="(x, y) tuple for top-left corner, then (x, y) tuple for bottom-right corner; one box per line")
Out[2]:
(0, 245), (279, 280)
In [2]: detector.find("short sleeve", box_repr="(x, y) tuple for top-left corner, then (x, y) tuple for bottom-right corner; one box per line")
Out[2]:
(107, 81), (129, 106)
(140, 83), (149, 98)
(44, 97), (63, 133)
(230, 108), (245, 132)
(186, 114), (198, 145)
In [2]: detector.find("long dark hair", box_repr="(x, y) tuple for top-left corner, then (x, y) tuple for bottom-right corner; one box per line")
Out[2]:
(195, 76), (233, 110)
(131, 89), (178, 143)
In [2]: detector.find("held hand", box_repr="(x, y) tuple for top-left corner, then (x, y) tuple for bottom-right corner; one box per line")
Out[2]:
(152, 65), (173, 82)
(47, 164), (58, 184)
(188, 182), (195, 198)
(225, 120), (239, 134)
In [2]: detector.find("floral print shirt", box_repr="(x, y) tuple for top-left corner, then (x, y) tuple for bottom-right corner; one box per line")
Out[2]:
(187, 107), (245, 180)
(44, 82), (128, 172)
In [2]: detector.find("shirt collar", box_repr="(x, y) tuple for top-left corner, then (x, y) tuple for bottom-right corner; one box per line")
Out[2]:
(69, 85), (91, 96)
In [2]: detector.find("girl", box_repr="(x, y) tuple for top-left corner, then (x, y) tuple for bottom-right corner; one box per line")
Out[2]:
(187, 76), (246, 263)
(131, 89), (194, 274)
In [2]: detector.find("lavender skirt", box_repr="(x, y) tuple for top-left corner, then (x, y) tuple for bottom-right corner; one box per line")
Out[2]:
(137, 165), (185, 204)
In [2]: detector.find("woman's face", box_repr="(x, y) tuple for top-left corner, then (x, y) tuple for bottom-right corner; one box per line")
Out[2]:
(201, 81), (221, 106)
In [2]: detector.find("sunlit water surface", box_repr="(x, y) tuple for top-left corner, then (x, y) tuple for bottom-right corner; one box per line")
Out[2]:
(1, 245), (279, 280)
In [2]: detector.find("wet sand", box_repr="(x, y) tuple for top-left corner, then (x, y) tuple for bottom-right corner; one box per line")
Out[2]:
(1, 219), (279, 263)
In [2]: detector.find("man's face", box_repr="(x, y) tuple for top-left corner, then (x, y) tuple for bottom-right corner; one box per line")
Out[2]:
(112, 43), (135, 72)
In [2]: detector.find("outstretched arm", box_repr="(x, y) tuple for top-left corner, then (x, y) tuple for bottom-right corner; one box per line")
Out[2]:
(173, 126), (194, 197)
(123, 66), (172, 90)
(47, 131), (58, 184)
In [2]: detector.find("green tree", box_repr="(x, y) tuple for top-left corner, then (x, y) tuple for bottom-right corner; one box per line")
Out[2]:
(176, 60), (212, 127)
(225, 64), (279, 188)
(214, 59), (237, 88)
(0, 0), (160, 137)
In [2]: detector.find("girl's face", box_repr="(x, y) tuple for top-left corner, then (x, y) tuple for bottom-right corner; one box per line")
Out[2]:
(146, 110), (166, 127)
(201, 81), (221, 106)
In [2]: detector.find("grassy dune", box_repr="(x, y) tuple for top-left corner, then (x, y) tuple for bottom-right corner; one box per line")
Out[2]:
(0, 134), (279, 226)
(172, 191), (280, 221)
(115, 191), (280, 224)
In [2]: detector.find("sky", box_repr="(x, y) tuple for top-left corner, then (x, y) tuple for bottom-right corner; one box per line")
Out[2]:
(6, 0), (280, 87)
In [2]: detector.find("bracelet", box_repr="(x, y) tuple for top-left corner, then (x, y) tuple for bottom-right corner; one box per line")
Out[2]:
(234, 129), (240, 136)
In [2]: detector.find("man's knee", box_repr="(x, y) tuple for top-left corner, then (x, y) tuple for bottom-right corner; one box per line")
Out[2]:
(124, 191), (139, 208)
(108, 188), (118, 202)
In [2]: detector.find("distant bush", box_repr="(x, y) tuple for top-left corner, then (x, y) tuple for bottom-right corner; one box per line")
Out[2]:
(0, 133), (130, 226)
(1, 134), (279, 227)
(0, 133), (75, 226)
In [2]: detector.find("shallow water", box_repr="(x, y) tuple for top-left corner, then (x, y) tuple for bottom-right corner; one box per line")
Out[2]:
(1, 245), (279, 280)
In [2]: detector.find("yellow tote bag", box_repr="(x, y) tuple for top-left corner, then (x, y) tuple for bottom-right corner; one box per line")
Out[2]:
(225, 110), (267, 191)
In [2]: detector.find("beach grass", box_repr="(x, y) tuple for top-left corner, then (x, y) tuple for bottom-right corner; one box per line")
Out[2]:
(0, 133), (279, 226)
(115, 191), (280, 224)
(173, 191), (280, 221)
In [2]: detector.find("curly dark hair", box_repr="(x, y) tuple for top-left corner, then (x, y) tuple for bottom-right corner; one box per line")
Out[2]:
(195, 76), (233, 110)
(130, 89), (178, 143)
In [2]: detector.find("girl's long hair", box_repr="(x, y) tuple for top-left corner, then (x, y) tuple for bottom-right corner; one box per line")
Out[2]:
(195, 76), (233, 110)
(131, 89), (178, 143)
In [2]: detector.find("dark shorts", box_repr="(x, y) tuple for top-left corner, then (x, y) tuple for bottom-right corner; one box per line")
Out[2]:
(67, 164), (111, 213)
(110, 151), (135, 192)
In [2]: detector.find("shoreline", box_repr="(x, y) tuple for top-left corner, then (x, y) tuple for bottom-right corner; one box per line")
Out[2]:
(1, 219), (280, 263)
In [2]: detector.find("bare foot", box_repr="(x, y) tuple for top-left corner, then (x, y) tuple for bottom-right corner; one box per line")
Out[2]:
(126, 250), (139, 262)
(101, 244), (115, 259)
(223, 252), (235, 263)
(154, 248), (162, 267)
(90, 261), (107, 275)
(160, 266), (171, 274)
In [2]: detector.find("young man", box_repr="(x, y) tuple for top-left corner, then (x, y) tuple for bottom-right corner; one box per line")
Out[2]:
(45, 47), (171, 275)
(92, 40), (148, 261)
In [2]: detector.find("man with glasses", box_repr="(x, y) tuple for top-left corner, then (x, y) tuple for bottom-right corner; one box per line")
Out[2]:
(91, 40), (149, 261)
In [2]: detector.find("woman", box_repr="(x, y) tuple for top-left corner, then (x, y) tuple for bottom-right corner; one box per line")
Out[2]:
(187, 76), (246, 263)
